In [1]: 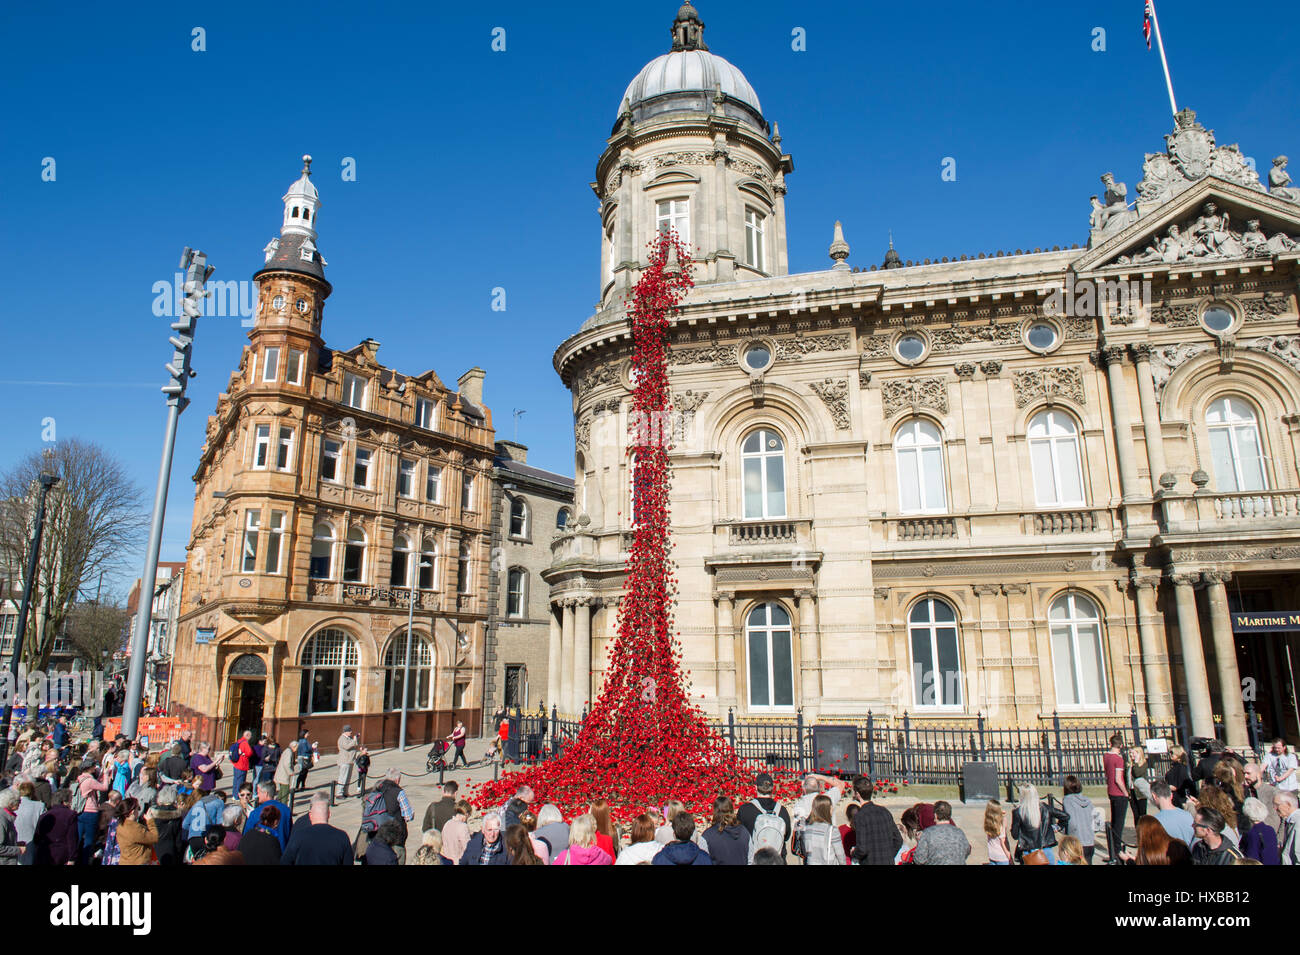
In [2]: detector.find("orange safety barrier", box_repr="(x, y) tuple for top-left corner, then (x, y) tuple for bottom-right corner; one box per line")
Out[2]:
(104, 717), (192, 747)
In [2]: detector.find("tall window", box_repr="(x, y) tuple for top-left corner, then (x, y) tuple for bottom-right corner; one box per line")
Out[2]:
(390, 534), (412, 587)
(383, 632), (434, 710)
(745, 208), (766, 271)
(343, 373), (367, 409)
(262, 347), (280, 382)
(320, 439), (341, 482)
(309, 522), (334, 578)
(1028, 410), (1085, 507)
(604, 223), (616, 287)
(741, 429), (787, 519)
(909, 598), (962, 709)
(419, 539), (438, 589)
(507, 569), (526, 617)
(299, 629), (358, 714)
(264, 510), (286, 574)
(426, 464), (442, 502)
(276, 427), (295, 471)
(746, 603), (794, 711)
(457, 542), (471, 594)
(461, 472), (474, 511)
(397, 458), (416, 498)
(240, 511), (260, 573)
(286, 348), (304, 385)
(415, 398), (436, 430)
(252, 425), (271, 469)
(1050, 592), (1108, 708)
(509, 497), (527, 537)
(1207, 396), (1267, 492)
(353, 448), (372, 487)
(343, 527), (366, 583)
(656, 198), (690, 244)
(895, 419), (947, 513)
(556, 508), (571, 530)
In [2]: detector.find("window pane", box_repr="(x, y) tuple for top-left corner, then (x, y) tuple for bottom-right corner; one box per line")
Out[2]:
(1031, 441), (1057, 504)
(922, 446), (946, 510)
(931, 600), (956, 623)
(1056, 438), (1083, 503)
(343, 545), (363, 582)
(936, 627), (962, 705)
(1077, 623), (1107, 705)
(743, 457), (762, 518)
(1236, 426), (1266, 491)
(771, 630), (793, 706)
(911, 630), (934, 706)
(748, 631), (770, 707)
(1207, 428), (1238, 492)
(310, 669), (340, 713)
(898, 449), (921, 512)
(1052, 627), (1080, 706)
(769, 604), (791, 627)
(765, 454), (785, 517)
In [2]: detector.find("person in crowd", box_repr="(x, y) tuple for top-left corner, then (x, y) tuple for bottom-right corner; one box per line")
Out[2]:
(652, 809), (711, 866)
(239, 804), (284, 865)
(30, 789), (79, 865)
(655, 800), (701, 847)
(177, 729), (193, 761)
(1193, 784), (1240, 847)
(281, 792), (353, 865)
(736, 773), (792, 861)
(1194, 738), (1227, 783)
(274, 740), (297, 802)
(441, 800), (473, 864)
(221, 803), (245, 851)
(354, 744), (370, 797)
(534, 802), (569, 857)
(590, 798), (619, 861)
(518, 810), (549, 864)
(551, 813), (613, 865)
(616, 813), (662, 865)
(413, 829), (450, 865)
(801, 794), (847, 866)
(0, 788), (21, 864)
(449, 720), (469, 768)
(423, 781), (459, 833)
(701, 795), (748, 865)
(116, 798), (159, 866)
(230, 730), (256, 798)
(158, 742), (188, 786)
(1239, 796), (1279, 865)
(1274, 790), (1299, 864)
(502, 785), (534, 832)
(984, 799), (1012, 865)
(256, 736), (278, 789)
(243, 780), (292, 848)
(791, 772), (846, 830)
(460, 811), (508, 865)
(851, 774), (902, 865)
(336, 726), (358, 799)
(1103, 734), (1129, 863)
(1243, 762), (1281, 833)
(1118, 817), (1174, 866)
(505, 823), (544, 865)
(72, 765), (109, 864)
(294, 731), (313, 791)
(1212, 759), (1246, 814)
(188, 742), (221, 794)
(895, 805), (921, 864)
(752, 847), (784, 864)
(1191, 807), (1243, 865)
(182, 788), (224, 857)
(151, 786), (187, 865)
(1011, 783), (1069, 864)
(1265, 738), (1299, 793)
(365, 819), (403, 866)
(1128, 746), (1150, 820)
(840, 802), (858, 863)
(1056, 835), (1086, 865)
(236, 782), (255, 819)
(1149, 780), (1194, 846)
(193, 824), (244, 865)
(373, 767), (415, 863)
(914, 800), (970, 865)
(1061, 775), (1096, 864)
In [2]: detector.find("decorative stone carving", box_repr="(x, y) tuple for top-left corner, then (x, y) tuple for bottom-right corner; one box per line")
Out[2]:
(1011, 366), (1086, 407)
(671, 390), (709, 443)
(810, 378), (851, 430)
(1064, 317), (1097, 341)
(576, 363), (621, 396)
(575, 414), (592, 452)
(872, 587), (890, 600)
(858, 355), (872, 388)
(979, 360), (1003, 377)
(1129, 342), (1153, 362)
(1134, 109), (1263, 214)
(1269, 156), (1300, 204)
(1245, 336), (1300, 377)
(1148, 342), (1212, 399)
(1243, 291), (1291, 322)
(1120, 202), (1298, 266)
(653, 150), (711, 169)
(882, 377), (949, 418)
(930, 323), (1021, 353)
(862, 335), (891, 359)
(954, 363), (976, 379)
(591, 398), (621, 415)
(667, 343), (738, 367)
(1150, 303), (1200, 327)
(1089, 173), (1139, 244)
(774, 332), (851, 359)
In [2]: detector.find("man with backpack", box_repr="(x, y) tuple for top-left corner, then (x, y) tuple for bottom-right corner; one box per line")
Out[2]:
(359, 767), (414, 863)
(736, 772), (792, 862)
(230, 730), (256, 798)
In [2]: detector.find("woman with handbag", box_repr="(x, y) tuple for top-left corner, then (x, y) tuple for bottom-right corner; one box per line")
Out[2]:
(1010, 784), (1069, 864)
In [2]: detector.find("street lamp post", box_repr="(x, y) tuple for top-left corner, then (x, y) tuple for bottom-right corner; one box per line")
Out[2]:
(0, 471), (60, 767)
(399, 560), (432, 752)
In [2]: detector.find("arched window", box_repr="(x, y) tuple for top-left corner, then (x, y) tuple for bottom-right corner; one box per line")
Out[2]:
(909, 597), (962, 709)
(343, 527), (366, 583)
(383, 631), (435, 710)
(1206, 396), (1267, 492)
(556, 508), (571, 530)
(506, 569), (526, 618)
(419, 539), (438, 590)
(895, 419), (947, 513)
(509, 497), (528, 537)
(1049, 592), (1108, 708)
(746, 602), (794, 711)
(309, 522), (334, 579)
(389, 534), (411, 587)
(298, 629), (358, 714)
(741, 429), (786, 519)
(1028, 410), (1085, 507)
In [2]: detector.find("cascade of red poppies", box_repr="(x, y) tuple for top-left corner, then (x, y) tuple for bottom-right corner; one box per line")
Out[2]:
(473, 233), (797, 821)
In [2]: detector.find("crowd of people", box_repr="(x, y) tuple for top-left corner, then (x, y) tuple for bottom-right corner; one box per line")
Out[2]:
(3, 713), (1297, 866)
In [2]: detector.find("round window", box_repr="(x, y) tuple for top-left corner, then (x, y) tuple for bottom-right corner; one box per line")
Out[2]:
(896, 334), (926, 362)
(1202, 305), (1234, 333)
(272, 294), (285, 310)
(296, 298), (309, 314)
(744, 344), (772, 371)
(1026, 322), (1059, 350)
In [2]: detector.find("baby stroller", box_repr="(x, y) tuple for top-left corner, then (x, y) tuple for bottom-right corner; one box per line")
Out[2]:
(427, 739), (452, 773)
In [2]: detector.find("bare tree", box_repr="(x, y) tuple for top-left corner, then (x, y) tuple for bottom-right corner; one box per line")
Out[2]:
(0, 440), (147, 669)
(66, 601), (129, 670)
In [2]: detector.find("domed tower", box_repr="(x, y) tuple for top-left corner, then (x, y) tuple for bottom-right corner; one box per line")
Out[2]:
(594, 3), (793, 311)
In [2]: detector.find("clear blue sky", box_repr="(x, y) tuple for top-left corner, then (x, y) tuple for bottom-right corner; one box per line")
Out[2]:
(1, 1), (1296, 596)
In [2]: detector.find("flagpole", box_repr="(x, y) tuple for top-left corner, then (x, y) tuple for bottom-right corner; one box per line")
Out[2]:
(1148, 0), (1178, 117)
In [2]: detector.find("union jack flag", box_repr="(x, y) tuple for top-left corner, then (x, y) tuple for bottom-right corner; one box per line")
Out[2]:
(1143, 0), (1153, 49)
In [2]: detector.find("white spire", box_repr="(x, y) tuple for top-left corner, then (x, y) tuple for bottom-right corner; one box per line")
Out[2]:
(280, 155), (320, 239)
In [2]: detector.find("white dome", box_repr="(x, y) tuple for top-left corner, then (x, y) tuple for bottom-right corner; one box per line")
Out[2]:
(619, 49), (762, 119)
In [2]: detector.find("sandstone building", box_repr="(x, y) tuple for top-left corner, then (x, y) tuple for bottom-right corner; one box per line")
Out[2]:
(544, 3), (1300, 748)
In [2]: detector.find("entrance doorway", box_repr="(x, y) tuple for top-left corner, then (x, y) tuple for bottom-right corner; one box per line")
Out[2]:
(225, 654), (268, 746)
(1230, 583), (1300, 744)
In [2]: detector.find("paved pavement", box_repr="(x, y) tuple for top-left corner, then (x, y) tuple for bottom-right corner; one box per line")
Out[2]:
(283, 740), (1128, 864)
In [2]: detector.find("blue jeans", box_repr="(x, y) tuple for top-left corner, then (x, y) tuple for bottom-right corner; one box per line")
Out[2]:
(232, 768), (247, 797)
(78, 810), (99, 865)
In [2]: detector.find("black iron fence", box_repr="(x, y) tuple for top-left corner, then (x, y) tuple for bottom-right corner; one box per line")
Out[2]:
(506, 702), (1267, 790)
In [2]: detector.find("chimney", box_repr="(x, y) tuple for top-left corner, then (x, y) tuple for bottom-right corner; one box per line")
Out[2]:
(457, 366), (485, 407)
(495, 440), (527, 463)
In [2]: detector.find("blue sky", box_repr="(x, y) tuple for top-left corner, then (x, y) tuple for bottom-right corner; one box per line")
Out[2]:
(1, 1), (1296, 596)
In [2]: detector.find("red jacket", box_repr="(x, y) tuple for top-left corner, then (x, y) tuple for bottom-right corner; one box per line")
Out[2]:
(234, 739), (255, 772)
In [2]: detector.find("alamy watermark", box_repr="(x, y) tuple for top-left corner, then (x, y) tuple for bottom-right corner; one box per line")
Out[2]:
(1, 667), (105, 716)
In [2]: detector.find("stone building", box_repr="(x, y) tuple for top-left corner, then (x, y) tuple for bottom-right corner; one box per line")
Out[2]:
(482, 441), (574, 716)
(124, 561), (185, 706)
(170, 158), (497, 750)
(545, 3), (1300, 746)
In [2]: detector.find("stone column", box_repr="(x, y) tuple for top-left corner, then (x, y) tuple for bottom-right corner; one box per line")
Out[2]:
(795, 589), (820, 711)
(1099, 345), (1141, 502)
(1132, 574), (1173, 722)
(1130, 343), (1168, 492)
(574, 597), (592, 714)
(560, 599), (575, 715)
(715, 591), (737, 705)
(546, 603), (562, 712)
(1170, 571), (1214, 738)
(1203, 571), (1249, 748)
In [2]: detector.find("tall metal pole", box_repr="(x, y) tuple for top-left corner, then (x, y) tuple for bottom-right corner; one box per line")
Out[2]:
(399, 561), (431, 752)
(1147, 0), (1178, 117)
(122, 248), (212, 741)
(0, 472), (60, 768)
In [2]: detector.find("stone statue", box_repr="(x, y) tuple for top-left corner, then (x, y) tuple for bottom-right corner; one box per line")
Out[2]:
(1241, 218), (1271, 257)
(1130, 224), (1189, 265)
(1270, 156), (1300, 203)
(1089, 173), (1139, 244)
(1137, 153), (1175, 205)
